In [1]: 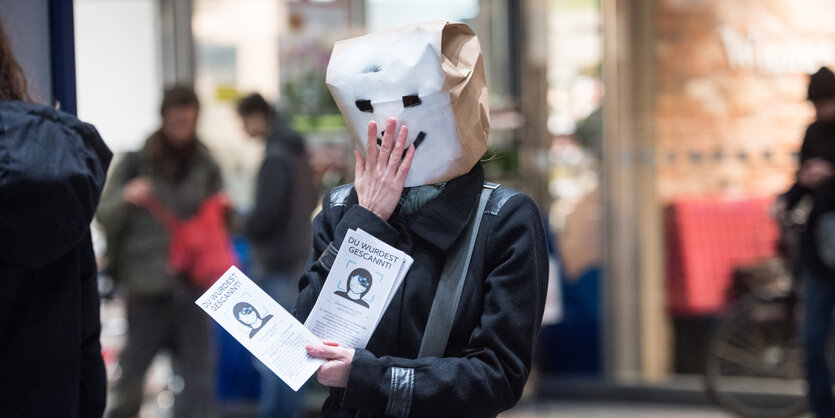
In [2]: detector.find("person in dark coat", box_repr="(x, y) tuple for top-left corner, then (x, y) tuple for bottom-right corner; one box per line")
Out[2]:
(779, 66), (835, 418)
(236, 92), (316, 418)
(0, 18), (112, 417)
(297, 121), (548, 417)
(296, 22), (548, 416)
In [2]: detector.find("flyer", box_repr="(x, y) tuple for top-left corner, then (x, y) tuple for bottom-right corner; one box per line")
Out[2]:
(197, 229), (413, 390)
(303, 228), (413, 349)
(195, 266), (323, 391)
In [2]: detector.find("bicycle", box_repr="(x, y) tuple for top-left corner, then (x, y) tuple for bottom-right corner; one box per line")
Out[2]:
(704, 198), (834, 418)
(704, 257), (808, 418)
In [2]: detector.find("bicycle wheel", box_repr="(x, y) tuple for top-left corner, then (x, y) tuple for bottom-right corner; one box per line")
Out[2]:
(705, 293), (807, 418)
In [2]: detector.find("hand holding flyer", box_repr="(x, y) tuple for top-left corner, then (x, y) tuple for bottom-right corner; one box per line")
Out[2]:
(196, 229), (412, 390)
(195, 266), (324, 391)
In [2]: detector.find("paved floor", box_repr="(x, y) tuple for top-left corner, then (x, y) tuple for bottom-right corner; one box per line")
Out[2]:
(500, 400), (737, 418)
(102, 297), (813, 418)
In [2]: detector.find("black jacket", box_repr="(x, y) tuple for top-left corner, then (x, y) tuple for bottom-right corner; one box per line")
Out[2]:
(295, 164), (549, 417)
(783, 120), (835, 272)
(0, 101), (112, 416)
(245, 119), (316, 272)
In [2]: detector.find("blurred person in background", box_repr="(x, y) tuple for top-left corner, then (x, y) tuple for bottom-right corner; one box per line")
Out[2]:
(97, 86), (222, 418)
(777, 66), (835, 418)
(0, 18), (112, 417)
(236, 92), (316, 418)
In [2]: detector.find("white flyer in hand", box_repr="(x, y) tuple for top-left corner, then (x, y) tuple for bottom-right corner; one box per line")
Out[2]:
(195, 266), (323, 391)
(303, 228), (413, 349)
(353, 228), (413, 325)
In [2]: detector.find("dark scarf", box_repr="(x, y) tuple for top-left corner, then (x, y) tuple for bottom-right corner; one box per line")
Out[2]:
(147, 129), (198, 182)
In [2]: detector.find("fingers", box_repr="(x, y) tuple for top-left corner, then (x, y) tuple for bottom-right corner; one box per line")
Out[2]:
(377, 118), (397, 171)
(396, 145), (415, 183)
(322, 340), (340, 347)
(366, 120), (379, 168)
(354, 151), (365, 178)
(388, 125), (408, 169)
(310, 344), (355, 388)
(306, 342), (342, 359)
(368, 118), (410, 175)
(354, 117), (413, 221)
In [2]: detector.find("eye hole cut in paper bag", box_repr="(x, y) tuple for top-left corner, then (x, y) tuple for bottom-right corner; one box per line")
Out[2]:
(326, 20), (489, 187)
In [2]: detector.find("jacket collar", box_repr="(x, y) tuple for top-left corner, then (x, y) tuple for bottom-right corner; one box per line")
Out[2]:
(399, 163), (484, 251)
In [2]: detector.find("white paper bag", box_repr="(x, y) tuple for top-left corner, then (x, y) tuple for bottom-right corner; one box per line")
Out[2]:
(326, 20), (489, 186)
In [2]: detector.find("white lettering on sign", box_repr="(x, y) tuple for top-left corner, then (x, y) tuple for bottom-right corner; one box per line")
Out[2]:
(720, 26), (835, 74)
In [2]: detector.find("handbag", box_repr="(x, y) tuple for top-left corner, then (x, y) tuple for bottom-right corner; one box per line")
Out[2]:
(144, 193), (238, 290)
(816, 211), (835, 269)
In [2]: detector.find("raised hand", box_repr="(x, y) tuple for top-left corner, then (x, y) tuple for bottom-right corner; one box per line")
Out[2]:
(353, 118), (415, 221)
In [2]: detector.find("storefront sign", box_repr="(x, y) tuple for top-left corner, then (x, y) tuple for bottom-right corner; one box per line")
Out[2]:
(720, 25), (835, 74)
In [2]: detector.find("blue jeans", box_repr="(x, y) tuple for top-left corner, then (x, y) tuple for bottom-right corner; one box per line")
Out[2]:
(803, 266), (835, 418)
(252, 268), (306, 418)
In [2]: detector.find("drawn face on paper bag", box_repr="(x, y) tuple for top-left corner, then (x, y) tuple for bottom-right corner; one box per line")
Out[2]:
(327, 21), (489, 186)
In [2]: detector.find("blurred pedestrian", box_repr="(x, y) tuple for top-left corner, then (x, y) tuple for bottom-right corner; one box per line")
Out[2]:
(778, 66), (835, 418)
(97, 85), (222, 418)
(236, 92), (316, 418)
(0, 18), (112, 417)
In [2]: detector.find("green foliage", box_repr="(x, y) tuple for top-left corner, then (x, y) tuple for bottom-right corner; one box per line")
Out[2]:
(282, 70), (340, 119)
(482, 146), (521, 180)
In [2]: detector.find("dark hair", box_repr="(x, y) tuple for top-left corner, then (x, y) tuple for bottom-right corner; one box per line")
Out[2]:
(347, 268), (373, 296)
(237, 92), (273, 118)
(0, 19), (30, 102)
(233, 302), (260, 324)
(808, 67), (835, 102)
(160, 85), (199, 116)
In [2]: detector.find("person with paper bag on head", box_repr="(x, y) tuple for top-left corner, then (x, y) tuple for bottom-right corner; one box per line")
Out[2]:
(296, 21), (548, 417)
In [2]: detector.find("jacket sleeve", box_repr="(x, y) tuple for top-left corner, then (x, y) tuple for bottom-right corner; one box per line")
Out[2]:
(780, 127), (816, 209)
(0, 109), (112, 267)
(782, 182), (808, 210)
(245, 156), (290, 243)
(95, 154), (137, 241)
(339, 194), (548, 417)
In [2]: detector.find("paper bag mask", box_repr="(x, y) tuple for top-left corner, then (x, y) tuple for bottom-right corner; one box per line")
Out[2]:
(326, 20), (489, 187)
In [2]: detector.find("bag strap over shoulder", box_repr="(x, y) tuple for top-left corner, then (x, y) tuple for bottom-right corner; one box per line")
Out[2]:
(418, 182), (499, 358)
